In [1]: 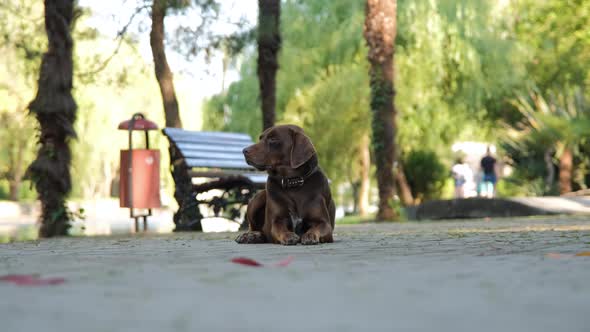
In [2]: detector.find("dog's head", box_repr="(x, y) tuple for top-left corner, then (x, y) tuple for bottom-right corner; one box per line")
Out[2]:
(243, 125), (316, 172)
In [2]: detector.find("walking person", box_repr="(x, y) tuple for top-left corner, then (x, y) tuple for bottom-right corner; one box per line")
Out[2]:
(452, 156), (473, 199)
(480, 147), (498, 198)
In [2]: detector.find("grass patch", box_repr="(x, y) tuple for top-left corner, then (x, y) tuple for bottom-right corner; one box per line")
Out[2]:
(0, 225), (38, 244)
(336, 214), (376, 225)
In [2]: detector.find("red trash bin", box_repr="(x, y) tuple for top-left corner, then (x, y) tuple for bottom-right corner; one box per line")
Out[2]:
(118, 113), (161, 232)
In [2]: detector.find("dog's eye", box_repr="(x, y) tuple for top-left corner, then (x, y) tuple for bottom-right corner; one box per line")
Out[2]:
(268, 138), (281, 148)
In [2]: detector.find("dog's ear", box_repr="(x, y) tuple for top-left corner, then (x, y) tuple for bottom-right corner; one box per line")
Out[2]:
(290, 129), (316, 168)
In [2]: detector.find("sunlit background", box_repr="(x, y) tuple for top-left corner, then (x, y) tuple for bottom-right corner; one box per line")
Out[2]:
(1, 0), (589, 240)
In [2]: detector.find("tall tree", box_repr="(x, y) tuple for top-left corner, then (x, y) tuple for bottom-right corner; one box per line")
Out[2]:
(364, 0), (397, 220)
(26, 0), (77, 237)
(257, 0), (281, 130)
(150, 0), (193, 230)
(558, 147), (573, 194)
(150, 0), (182, 129)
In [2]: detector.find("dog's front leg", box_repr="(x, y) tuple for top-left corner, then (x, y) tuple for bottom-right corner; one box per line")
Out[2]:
(301, 199), (333, 245)
(271, 218), (300, 245)
(235, 190), (267, 244)
(301, 221), (332, 245)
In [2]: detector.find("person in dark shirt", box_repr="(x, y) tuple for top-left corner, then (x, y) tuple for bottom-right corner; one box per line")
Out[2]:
(480, 147), (497, 197)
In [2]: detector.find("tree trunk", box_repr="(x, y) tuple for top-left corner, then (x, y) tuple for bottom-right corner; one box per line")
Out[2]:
(350, 181), (360, 214)
(358, 134), (371, 216)
(26, 0), (77, 237)
(257, 0), (281, 130)
(364, 0), (397, 220)
(395, 164), (414, 206)
(544, 147), (555, 193)
(150, 0), (182, 129)
(150, 0), (194, 230)
(559, 147), (573, 194)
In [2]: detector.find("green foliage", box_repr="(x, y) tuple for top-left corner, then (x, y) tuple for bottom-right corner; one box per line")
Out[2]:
(514, 0), (590, 92)
(201, 0), (370, 186)
(335, 214), (376, 225)
(203, 0), (523, 188)
(201, 59), (262, 137)
(0, 1), (45, 201)
(402, 150), (447, 201)
(396, 0), (524, 153)
(502, 87), (590, 193)
(496, 176), (547, 198)
(499, 0), (590, 195)
(508, 87), (590, 151)
(3, 0), (586, 206)
(0, 225), (38, 243)
(0, 0), (180, 202)
(283, 63), (371, 185)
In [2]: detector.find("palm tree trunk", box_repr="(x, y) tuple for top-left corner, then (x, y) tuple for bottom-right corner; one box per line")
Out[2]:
(150, 0), (182, 129)
(364, 0), (397, 220)
(358, 134), (371, 216)
(559, 147), (573, 194)
(395, 164), (414, 205)
(27, 0), (77, 237)
(257, 0), (281, 130)
(544, 147), (555, 193)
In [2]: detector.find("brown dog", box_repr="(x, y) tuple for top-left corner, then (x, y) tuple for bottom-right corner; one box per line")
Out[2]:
(235, 125), (335, 245)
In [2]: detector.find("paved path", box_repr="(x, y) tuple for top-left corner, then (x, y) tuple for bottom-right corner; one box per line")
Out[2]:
(411, 196), (590, 220)
(512, 196), (590, 214)
(2, 216), (590, 332)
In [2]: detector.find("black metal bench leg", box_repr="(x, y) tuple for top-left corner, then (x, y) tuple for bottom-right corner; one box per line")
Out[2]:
(174, 192), (204, 231)
(169, 146), (203, 231)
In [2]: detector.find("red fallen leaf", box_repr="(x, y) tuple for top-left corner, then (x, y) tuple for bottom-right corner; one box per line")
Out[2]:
(17, 277), (65, 286)
(274, 256), (294, 267)
(0, 274), (66, 286)
(0, 274), (37, 282)
(231, 257), (263, 267)
(230, 256), (295, 267)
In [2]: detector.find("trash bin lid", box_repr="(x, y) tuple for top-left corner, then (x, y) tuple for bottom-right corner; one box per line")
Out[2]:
(118, 118), (159, 130)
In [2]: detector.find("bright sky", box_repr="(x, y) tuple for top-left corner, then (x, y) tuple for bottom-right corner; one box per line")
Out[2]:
(78, 0), (257, 99)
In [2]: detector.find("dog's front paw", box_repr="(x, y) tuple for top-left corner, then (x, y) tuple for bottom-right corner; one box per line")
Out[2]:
(235, 231), (266, 244)
(279, 232), (300, 245)
(301, 232), (320, 245)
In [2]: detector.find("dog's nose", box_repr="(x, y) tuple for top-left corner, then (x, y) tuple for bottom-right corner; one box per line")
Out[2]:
(243, 147), (250, 155)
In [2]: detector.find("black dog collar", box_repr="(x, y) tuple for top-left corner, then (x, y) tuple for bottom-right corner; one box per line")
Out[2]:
(276, 165), (319, 189)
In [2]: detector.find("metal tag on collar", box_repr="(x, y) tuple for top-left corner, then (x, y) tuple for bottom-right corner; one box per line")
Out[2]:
(282, 177), (304, 188)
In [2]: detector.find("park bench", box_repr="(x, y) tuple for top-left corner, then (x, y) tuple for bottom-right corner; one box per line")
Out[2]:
(162, 128), (267, 231)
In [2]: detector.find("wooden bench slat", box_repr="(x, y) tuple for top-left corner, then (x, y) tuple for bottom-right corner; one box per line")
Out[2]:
(162, 127), (267, 228)
(164, 128), (253, 143)
(188, 171), (267, 184)
(180, 150), (248, 161)
(170, 136), (253, 147)
(175, 143), (245, 154)
(185, 158), (253, 169)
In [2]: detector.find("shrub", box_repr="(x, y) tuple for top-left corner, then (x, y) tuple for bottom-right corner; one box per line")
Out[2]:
(403, 150), (447, 202)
